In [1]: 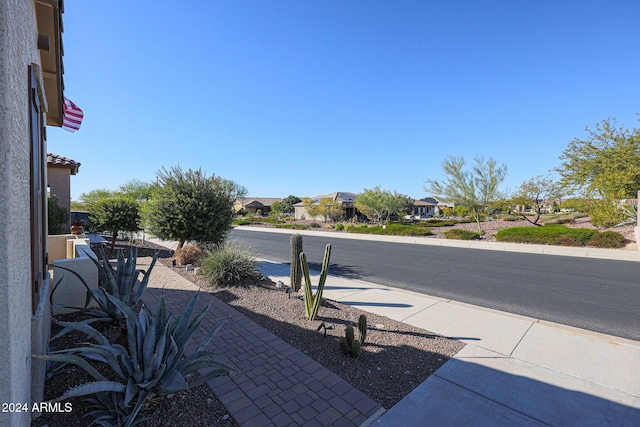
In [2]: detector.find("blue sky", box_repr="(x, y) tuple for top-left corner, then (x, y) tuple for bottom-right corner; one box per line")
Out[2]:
(48, 1), (640, 201)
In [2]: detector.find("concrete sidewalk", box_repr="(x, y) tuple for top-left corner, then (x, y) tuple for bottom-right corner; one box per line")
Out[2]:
(259, 260), (640, 426)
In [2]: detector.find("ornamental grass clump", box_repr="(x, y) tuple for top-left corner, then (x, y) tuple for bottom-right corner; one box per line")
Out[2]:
(200, 241), (258, 287)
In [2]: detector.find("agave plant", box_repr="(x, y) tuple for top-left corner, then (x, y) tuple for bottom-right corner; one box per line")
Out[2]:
(35, 292), (232, 427)
(51, 246), (158, 325)
(615, 203), (638, 227)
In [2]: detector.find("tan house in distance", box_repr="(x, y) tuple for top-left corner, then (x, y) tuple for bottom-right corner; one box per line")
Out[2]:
(47, 152), (81, 225)
(234, 197), (282, 216)
(294, 191), (359, 221)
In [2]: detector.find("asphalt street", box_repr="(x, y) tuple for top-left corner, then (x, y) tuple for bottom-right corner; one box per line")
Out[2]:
(230, 228), (640, 341)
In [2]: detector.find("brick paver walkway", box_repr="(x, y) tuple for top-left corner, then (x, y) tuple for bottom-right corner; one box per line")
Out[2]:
(142, 260), (385, 426)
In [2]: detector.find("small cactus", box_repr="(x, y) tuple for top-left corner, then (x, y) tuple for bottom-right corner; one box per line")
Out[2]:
(339, 326), (362, 358)
(357, 314), (367, 344)
(290, 234), (303, 292)
(339, 315), (367, 358)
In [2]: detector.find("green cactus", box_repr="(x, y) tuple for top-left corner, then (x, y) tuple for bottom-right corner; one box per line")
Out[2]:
(339, 315), (367, 358)
(300, 244), (331, 321)
(339, 325), (362, 358)
(357, 314), (367, 344)
(290, 234), (303, 291)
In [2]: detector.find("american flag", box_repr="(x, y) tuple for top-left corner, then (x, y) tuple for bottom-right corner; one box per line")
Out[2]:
(62, 97), (84, 132)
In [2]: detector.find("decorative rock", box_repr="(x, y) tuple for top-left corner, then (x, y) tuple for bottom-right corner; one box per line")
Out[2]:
(185, 264), (194, 271)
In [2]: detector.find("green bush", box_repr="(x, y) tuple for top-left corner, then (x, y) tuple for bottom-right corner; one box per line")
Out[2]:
(276, 223), (310, 230)
(416, 220), (457, 227)
(444, 229), (481, 240)
(586, 231), (626, 248)
(335, 223), (344, 231)
(310, 222), (322, 228)
(200, 242), (258, 286)
(346, 223), (432, 236)
(589, 200), (625, 228)
(232, 219), (253, 226)
(496, 225), (598, 246)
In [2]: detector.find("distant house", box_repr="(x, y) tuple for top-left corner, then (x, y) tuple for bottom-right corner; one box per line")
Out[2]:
(234, 197), (282, 216)
(47, 152), (81, 226)
(410, 196), (455, 219)
(294, 192), (359, 221)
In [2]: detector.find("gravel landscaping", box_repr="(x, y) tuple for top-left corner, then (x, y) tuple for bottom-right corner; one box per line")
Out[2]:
(34, 239), (464, 426)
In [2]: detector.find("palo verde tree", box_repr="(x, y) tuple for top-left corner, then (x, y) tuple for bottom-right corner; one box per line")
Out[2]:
(510, 175), (565, 226)
(354, 186), (412, 225)
(557, 117), (640, 199)
(146, 166), (247, 250)
(425, 155), (507, 232)
(90, 196), (141, 252)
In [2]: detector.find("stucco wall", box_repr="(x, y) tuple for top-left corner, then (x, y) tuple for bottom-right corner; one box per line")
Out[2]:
(0, 1), (44, 426)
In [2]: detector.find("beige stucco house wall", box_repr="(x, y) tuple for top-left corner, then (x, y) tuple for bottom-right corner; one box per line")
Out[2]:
(47, 153), (81, 229)
(0, 1), (65, 425)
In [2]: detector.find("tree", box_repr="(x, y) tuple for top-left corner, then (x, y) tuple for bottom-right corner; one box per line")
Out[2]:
(48, 195), (70, 234)
(301, 197), (344, 222)
(146, 166), (247, 250)
(302, 197), (322, 220)
(510, 175), (565, 226)
(280, 195), (301, 215)
(319, 198), (345, 222)
(557, 118), (640, 199)
(354, 186), (411, 225)
(90, 197), (141, 252)
(75, 188), (115, 210)
(425, 156), (507, 232)
(117, 179), (153, 202)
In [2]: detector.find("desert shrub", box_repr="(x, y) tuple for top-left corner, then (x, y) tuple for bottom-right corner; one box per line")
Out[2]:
(544, 217), (574, 225)
(323, 224), (333, 230)
(586, 231), (626, 248)
(232, 219), (253, 226)
(499, 215), (522, 222)
(444, 229), (481, 240)
(440, 207), (453, 217)
(310, 222), (322, 228)
(175, 244), (203, 265)
(589, 200), (625, 228)
(276, 223), (309, 230)
(200, 242), (258, 286)
(335, 223), (345, 231)
(496, 224), (598, 246)
(346, 223), (432, 236)
(416, 219), (457, 227)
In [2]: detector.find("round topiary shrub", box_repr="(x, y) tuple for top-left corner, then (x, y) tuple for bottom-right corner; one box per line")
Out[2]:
(586, 231), (626, 248)
(444, 229), (481, 240)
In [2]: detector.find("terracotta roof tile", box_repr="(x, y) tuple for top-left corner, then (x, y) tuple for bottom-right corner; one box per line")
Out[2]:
(47, 153), (81, 175)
